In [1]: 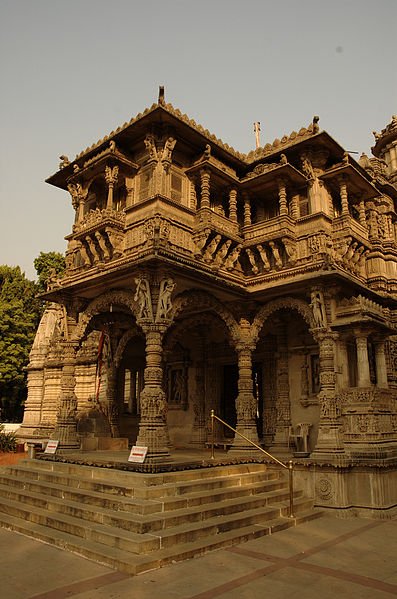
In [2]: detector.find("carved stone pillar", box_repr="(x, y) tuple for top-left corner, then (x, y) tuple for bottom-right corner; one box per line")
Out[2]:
(105, 165), (119, 210)
(230, 343), (260, 452)
(290, 194), (299, 220)
(311, 332), (344, 456)
(228, 189), (238, 222)
(243, 194), (252, 227)
(51, 341), (80, 451)
(136, 325), (171, 461)
(200, 169), (211, 210)
(270, 327), (291, 451)
(339, 176), (349, 216)
(374, 339), (388, 388)
(355, 333), (371, 387)
(277, 178), (288, 215)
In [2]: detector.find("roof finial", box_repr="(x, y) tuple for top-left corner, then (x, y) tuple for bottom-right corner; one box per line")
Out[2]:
(158, 85), (165, 105)
(254, 122), (261, 149)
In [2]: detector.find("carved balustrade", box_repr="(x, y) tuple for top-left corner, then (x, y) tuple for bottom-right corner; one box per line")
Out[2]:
(66, 208), (126, 271)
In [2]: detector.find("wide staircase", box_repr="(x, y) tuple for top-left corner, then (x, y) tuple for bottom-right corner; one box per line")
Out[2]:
(0, 458), (321, 575)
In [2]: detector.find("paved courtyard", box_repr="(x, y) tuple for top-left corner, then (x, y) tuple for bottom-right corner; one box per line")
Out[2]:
(1, 515), (396, 598)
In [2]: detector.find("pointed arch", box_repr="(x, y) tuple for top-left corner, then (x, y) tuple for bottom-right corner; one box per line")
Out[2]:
(252, 297), (314, 339)
(74, 289), (139, 341)
(171, 289), (240, 344)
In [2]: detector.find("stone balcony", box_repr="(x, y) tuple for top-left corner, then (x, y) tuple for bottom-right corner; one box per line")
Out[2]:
(65, 208), (126, 271)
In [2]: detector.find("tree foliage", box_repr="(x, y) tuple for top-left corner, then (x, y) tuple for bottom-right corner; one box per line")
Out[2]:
(34, 251), (66, 294)
(0, 266), (41, 421)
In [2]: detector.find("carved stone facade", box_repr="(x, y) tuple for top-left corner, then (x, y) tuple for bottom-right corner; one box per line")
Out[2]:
(20, 95), (397, 514)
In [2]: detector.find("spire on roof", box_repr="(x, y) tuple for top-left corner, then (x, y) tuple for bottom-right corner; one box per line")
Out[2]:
(158, 85), (165, 106)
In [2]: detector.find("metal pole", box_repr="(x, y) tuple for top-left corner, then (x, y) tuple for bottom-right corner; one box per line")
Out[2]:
(288, 460), (294, 518)
(210, 409), (215, 460)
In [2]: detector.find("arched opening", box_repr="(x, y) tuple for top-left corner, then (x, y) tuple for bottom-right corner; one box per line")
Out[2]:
(85, 178), (107, 213)
(163, 309), (237, 448)
(253, 306), (319, 455)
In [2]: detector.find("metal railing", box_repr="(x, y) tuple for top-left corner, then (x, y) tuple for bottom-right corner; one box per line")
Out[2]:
(210, 410), (295, 518)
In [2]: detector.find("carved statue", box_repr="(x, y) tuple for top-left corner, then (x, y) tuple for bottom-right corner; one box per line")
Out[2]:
(203, 235), (221, 263)
(144, 134), (158, 161)
(301, 153), (315, 179)
(95, 231), (111, 260)
(162, 137), (176, 162)
(225, 244), (242, 270)
(257, 244), (270, 270)
(134, 277), (153, 319)
(214, 239), (231, 265)
(156, 278), (175, 320)
(246, 248), (259, 274)
(310, 291), (327, 328)
(269, 241), (283, 269)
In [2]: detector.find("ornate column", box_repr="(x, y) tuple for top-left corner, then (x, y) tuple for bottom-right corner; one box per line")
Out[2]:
(200, 169), (211, 210)
(355, 332), (371, 387)
(338, 176), (349, 216)
(277, 178), (288, 215)
(311, 332), (344, 456)
(228, 188), (238, 222)
(51, 341), (80, 451)
(270, 325), (291, 451)
(134, 275), (175, 461)
(105, 165), (119, 210)
(229, 341), (260, 452)
(374, 339), (388, 388)
(243, 194), (252, 227)
(136, 324), (170, 461)
(290, 193), (300, 220)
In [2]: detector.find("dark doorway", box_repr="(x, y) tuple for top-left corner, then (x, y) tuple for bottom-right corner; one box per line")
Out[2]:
(221, 364), (238, 437)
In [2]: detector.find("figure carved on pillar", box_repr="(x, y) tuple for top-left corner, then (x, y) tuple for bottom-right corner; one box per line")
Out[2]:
(156, 277), (175, 320)
(134, 277), (154, 320)
(310, 290), (327, 328)
(225, 244), (242, 271)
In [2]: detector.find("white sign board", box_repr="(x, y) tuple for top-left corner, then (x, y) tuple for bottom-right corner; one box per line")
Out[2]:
(44, 440), (59, 454)
(128, 445), (148, 463)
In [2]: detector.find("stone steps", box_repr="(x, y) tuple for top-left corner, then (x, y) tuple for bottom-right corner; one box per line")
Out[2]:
(0, 459), (322, 575)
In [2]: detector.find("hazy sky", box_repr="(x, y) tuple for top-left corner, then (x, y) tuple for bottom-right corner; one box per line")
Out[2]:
(1, 0), (396, 280)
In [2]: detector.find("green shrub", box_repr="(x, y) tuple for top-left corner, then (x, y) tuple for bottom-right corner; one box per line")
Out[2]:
(0, 424), (17, 452)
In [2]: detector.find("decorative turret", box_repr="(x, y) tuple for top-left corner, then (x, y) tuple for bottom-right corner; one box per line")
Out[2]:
(372, 115), (397, 184)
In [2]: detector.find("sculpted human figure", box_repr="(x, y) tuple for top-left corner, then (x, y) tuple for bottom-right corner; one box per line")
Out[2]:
(134, 277), (153, 319)
(257, 244), (270, 270)
(246, 248), (259, 274)
(162, 137), (176, 162)
(269, 241), (283, 269)
(156, 278), (175, 320)
(225, 244), (242, 270)
(214, 239), (231, 265)
(310, 291), (327, 328)
(203, 235), (221, 263)
(144, 134), (158, 161)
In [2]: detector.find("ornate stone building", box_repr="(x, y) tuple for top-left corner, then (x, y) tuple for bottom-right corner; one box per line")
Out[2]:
(20, 93), (397, 515)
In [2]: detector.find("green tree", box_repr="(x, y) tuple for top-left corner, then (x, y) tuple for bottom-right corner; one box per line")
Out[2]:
(34, 251), (66, 294)
(0, 266), (41, 421)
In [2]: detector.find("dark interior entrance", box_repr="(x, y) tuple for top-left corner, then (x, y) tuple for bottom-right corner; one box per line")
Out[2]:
(221, 364), (238, 436)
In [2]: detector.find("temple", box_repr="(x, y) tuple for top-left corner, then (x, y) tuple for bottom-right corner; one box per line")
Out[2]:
(19, 92), (397, 516)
